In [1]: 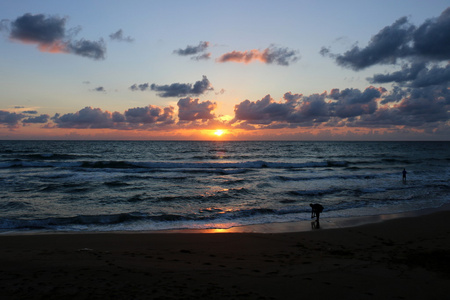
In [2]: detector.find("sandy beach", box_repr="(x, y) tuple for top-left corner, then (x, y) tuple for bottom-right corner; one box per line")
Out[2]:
(1, 210), (450, 300)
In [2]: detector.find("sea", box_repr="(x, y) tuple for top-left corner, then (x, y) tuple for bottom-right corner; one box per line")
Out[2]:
(0, 140), (449, 233)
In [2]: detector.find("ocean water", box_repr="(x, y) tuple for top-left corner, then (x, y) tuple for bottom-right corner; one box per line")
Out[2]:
(0, 140), (449, 233)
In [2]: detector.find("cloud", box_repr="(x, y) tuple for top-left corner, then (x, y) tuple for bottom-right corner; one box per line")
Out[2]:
(67, 39), (106, 60)
(109, 29), (134, 42)
(369, 62), (450, 88)
(131, 76), (213, 98)
(379, 86), (408, 105)
(413, 7), (450, 60)
(177, 97), (216, 121)
(231, 84), (449, 131)
(5, 13), (106, 60)
(174, 41), (210, 60)
(217, 46), (299, 66)
(353, 85), (450, 128)
(10, 13), (66, 44)
(325, 7), (450, 70)
(332, 17), (414, 70)
(318, 7), (450, 133)
(0, 110), (50, 128)
(129, 83), (150, 91)
(124, 106), (175, 125)
(22, 110), (38, 114)
(92, 86), (106, 92)
(22, 114), (49, 123)
(232, 87), (386, 128)
(52, 107), (117, 128)
(369, 62), (426, 84)
(396, 86), (450, 123)
(328, 87), (382, 118)
(191, 53), (211, 61)
(0, 110), (24, 127)
(52, 106), (176, 129)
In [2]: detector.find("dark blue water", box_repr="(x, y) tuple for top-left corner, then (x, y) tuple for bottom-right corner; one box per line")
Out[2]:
(0, 141), (449, 232)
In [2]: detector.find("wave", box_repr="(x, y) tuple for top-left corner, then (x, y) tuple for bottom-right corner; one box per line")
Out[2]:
(154, 187), (250, 203)
(0, 207), (293, 231)
(276, 173), (386, 182)
(289, 188), (343, 196)
(0, 159), (350, 171)
(18, 153), (94, 160)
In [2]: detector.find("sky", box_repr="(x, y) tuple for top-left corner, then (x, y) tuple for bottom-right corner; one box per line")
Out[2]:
(0, 0), (449, 140)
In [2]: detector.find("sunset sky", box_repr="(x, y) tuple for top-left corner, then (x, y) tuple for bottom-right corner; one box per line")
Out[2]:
(1, 0), (449, 140)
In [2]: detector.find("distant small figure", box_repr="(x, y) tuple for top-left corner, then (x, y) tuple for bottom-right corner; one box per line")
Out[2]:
(402, 168), (407, 182)
(310, 203), (324, 222)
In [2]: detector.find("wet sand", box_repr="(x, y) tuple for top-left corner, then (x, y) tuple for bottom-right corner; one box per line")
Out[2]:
(1, 210), (450, 299)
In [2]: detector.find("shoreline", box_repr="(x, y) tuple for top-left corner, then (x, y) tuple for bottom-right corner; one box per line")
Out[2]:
(1, 206), (450, 299)
(2, 204), (449, 236)
(162, 204), (450, 234)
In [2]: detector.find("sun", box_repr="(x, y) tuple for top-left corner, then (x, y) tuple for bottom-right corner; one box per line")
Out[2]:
(214, 129), (225, 137)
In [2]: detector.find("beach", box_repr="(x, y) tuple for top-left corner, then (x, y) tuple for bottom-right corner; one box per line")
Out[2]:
(1, 210), (449, 300)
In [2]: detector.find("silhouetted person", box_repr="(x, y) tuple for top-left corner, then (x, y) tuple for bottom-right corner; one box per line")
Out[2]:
(402, 168), (407, 182)
(310, 203), (324, 222)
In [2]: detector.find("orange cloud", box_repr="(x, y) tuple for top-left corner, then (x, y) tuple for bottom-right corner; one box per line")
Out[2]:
(37, 41), (68, 54)
(217, 46), (299, 66)
(217, 49), (267, 64)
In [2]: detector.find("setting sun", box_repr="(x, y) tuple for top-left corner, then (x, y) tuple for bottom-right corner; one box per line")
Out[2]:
(214, 130), (225, 137)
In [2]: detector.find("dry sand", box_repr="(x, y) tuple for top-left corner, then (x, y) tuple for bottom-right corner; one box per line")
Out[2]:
(1, 210), (450, 299)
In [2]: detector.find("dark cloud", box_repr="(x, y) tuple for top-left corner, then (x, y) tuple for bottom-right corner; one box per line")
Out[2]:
(67, 39), (106, 60)
(333, 17), (414, 70)
(233, 95), (294, 125)
(177, 97), (216, 121)
(369, 62), (426, 84)
(217, 46), (299, 66)
(264, 46), (300, 66)
(380, 86), (408, 105)
(92, 86), (106, 92)
(410, 64), (450, 87)
(413, 7), (450, 60)
(397, 86), (450, 122)
(329, 87), (382, 118)
(233, 87), (388, 128)
(326, 8), (450, 70)
(22, 114), (49, 123)
(51, 105), (176, 129)
(370, 62), (450, 88)
(283, 92), (302, 104)
(174, 41), (210, 60)
(0, 111), (24, 127)
(191, 53), (211, 61)
(52, 107), (117, 128)
(10, 13), (66, 44)
(353, 85), (450, 128)
(1, 110), (49, 127)
(109, 29), (134, 42)
(317, 8), (450, 134)
(124, 106), (175, 125)
(290, 93), (330, 124)
(5, 13), (106, 60)
(129, 83), (150, 91)
(149, 76), (213, 98)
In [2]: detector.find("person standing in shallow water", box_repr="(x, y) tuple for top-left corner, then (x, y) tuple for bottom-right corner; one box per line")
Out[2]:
(310, 203), (324, 222)
(402, 168), (407, 182)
